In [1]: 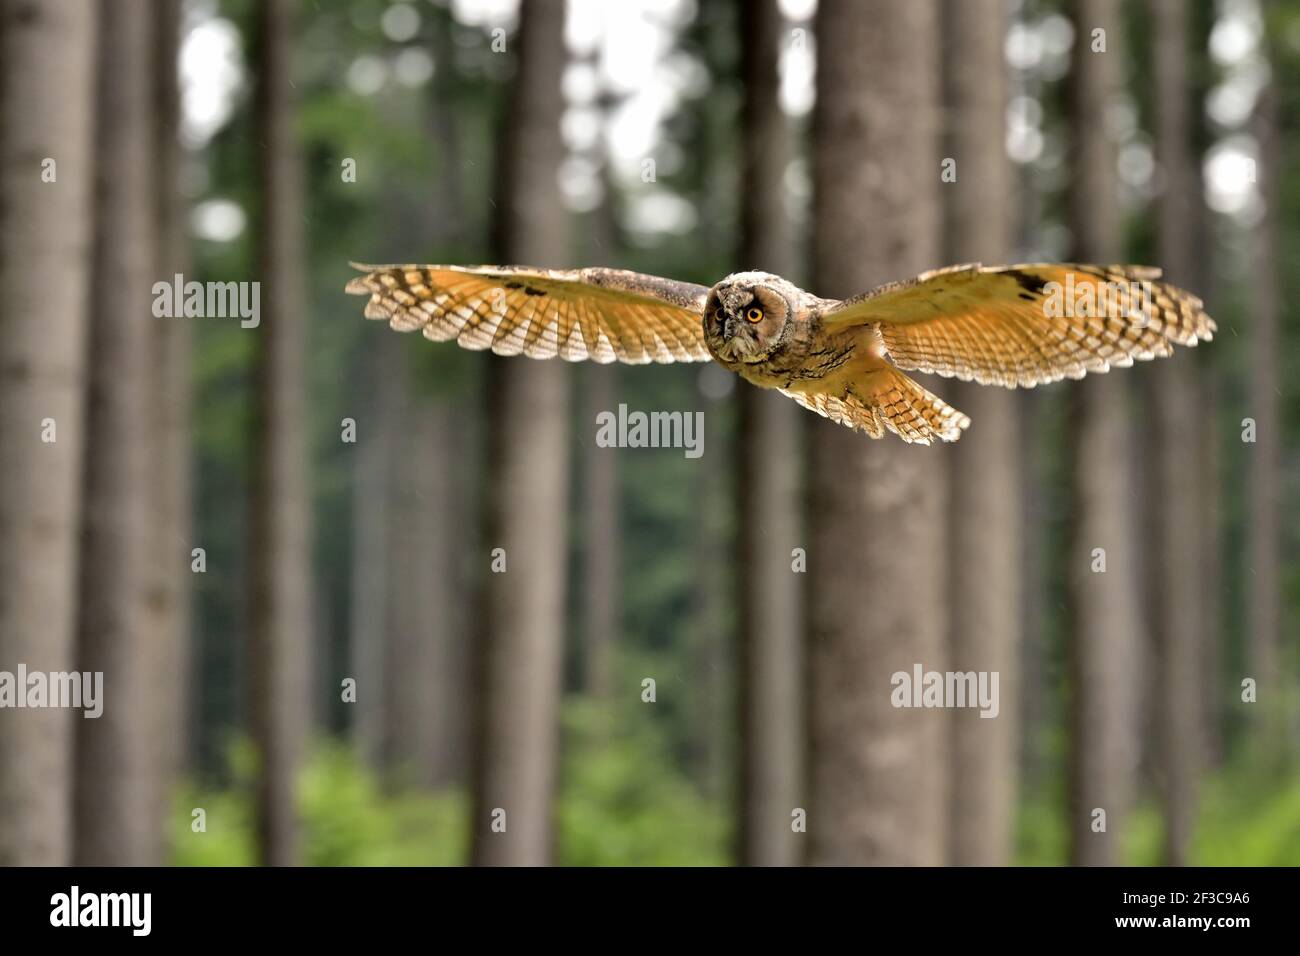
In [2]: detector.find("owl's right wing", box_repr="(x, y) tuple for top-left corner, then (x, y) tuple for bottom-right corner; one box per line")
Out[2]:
(821, 263), (1215, 387)
(346, 263), (712, 364)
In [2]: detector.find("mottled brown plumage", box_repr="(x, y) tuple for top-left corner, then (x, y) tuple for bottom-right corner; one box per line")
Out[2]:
(346, 261), (1215, 444)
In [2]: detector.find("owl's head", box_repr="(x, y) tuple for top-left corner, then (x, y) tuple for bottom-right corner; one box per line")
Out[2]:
(703, 272), (797, 365)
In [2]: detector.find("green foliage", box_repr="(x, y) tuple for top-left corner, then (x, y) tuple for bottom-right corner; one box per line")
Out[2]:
(557, 700), (729, 866)
(170, 782), (256, 866)
(172, 741), (467, 867)
(298, 746), (468, 866)
(1016, 760), (1300, 866)
(1122, 765), (1300, 867)
(172, 709), (726, 866)
(1014, 781), (1068, 867)
(1191, 772), (1300, 866)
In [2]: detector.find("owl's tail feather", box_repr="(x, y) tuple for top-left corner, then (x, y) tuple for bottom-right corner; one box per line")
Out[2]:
(780, 368), (971, 445)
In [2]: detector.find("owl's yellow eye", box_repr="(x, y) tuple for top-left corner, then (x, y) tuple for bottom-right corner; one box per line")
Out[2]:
(745, 307), (764, 323)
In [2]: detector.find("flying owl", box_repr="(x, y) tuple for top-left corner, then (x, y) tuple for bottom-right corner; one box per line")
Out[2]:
(345, 261), (1214, 444)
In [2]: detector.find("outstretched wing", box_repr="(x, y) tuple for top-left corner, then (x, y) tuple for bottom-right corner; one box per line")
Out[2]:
(345, 263), (712, 364)
(821, 263), (1215, 388)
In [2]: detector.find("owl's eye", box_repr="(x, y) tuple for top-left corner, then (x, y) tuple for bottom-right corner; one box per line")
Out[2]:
(745, 307), (764, 323)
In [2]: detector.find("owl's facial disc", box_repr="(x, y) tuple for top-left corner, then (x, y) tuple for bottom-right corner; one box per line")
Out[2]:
(706, 283), (788, 364)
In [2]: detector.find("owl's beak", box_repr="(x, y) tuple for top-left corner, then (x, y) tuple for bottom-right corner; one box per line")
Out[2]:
(722, 314), (736, 340)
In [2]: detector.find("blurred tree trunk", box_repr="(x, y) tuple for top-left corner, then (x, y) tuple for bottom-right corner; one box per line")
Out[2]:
(1199, 367), (1224, 766)
(351, 336), (399, 771)
(139, 0), (193, 865)
(807, 0), (948, 866)
(73, 0), (155, 866)
(1064, 0), (1140, 866)
(366, 148), (471, 789)
(470, 0), (571, 866)
(582, 65), (621, 702)
(1015, 51), (1052, 793)
(692, 421), (734, 802)
(0, 0), (97, 866)
(425, 14), (475, 787)
(379, 349), (422, 783)
(942, 0), (1019, 867)
(1190, 0), (1223, 770)
(359, 30), (478, 787)
(250, 0), (311, 867)
(736, 0), (804, 868)
(1247, 79), (1282, 751)
(385, 369), (464, 789)
(1019, 394), (1050, 789)
(422, 401), (473, 790)
(582, 364), (621, 700)
(581, 99), (621, 702)
(428, 4), (466, 251)
(1149, 0), (1201, 866)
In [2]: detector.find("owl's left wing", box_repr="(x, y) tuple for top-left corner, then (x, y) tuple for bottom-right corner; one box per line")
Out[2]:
(346, 263), (712, 364)
(821, 263), (1215, 388)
